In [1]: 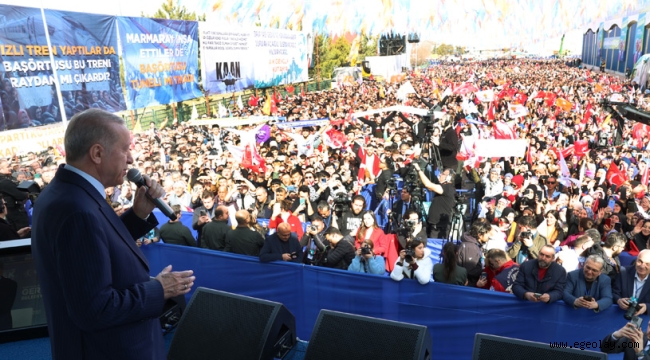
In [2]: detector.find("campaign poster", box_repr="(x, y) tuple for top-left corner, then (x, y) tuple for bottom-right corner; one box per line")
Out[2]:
(117, 17), (203, 110)
(0, 5), (62, 131)
(199, 24), (255, 95)
(252, 28), (309, 88)
(44, 10), (124, 118)
(619, 17), (628, 62)
(634, 14), (646, 64)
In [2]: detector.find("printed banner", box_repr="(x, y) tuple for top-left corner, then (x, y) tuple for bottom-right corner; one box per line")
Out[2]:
(475, 139), (527, 158)
(199, 24), (309, 95)
(44, 10), (124, 119)
(598, 22), (605, 60)
(634, 14), (646, 64)
(0, 122), (66, 157)
(619, 17), (628, 61)
(603, 37), (620, 50)
(185, 115), (285, 128)
(275, 118), (329, 128)
(0, 5), (62, 131)
(117, 17), (203, 109)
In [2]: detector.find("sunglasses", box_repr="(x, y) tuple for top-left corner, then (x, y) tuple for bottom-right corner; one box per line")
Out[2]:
(547, 181), (556, 184)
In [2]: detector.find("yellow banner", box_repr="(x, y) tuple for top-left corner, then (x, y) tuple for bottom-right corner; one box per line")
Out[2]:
(0, 123), (66, 157)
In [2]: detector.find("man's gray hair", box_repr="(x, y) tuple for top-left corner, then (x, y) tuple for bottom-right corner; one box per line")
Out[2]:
(65, 109), (125, 163)
(585, 254), (605, 268)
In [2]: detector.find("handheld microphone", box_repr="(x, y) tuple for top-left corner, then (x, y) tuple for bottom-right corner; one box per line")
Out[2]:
(127, 168), (177, 221)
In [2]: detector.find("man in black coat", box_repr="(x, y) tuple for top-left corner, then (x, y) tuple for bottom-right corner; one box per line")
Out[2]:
(259, 223), (303, 263)
(0, 159), (29, 232)
(159, 205), (196, 247)
(224, 210), (264, 256)
(512, 245), (567, 303)
(0, 262), (17, 331)
(319, 227), (355, 270)
(201, 205), (230, 251)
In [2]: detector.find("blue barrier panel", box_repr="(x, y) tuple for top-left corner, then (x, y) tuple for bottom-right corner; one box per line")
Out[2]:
(141, 243), (632, 359)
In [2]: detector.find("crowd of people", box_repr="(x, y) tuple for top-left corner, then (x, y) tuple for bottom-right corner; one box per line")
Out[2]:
(4, 58), (650, 321)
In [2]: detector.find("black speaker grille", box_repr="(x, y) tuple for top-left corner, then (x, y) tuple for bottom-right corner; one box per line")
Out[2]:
(476, 338), (605, 360)
(168, 289), (277, 360)
(305, 312), (426, 360)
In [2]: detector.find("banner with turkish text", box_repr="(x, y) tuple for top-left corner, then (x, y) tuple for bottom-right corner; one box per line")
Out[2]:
(117, 17), (202, 109)
(44, 10), (124, 118)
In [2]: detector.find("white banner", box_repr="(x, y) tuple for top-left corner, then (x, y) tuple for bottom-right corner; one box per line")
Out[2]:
(352, 105), (429, 118)
(475, 139), (528, 158)
(199, 24), (309, 95)
(185, 116), (281, 128)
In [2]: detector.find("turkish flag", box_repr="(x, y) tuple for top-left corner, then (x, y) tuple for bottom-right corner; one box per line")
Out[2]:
(493, 121), (516, 139)
(248, 95), (259, 107)
(574, 140), (589, 158)
(534, 91), (546, 99)
(286, 85), (295, 94)
(544, 92), (557, 107)
(241, 144), (266, 175)
(514, 92), (528, 105)
(486, 102), (495, 121)
(551, 146), (575, 160)
(324, 128), (346, 148)
(582, 103), (593, 124)
(606, 162), (626, 187)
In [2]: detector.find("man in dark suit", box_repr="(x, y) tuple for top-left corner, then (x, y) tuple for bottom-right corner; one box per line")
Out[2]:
(31, 109), (196, 360)
(0, 262), (17, 331)
(390, 188), (417, 227)
(159, 205), (196, 247)
(201, 205), (230, 251)
(191, 190), (216, 248)
(613, 249), (650, 317)
(374, 158), (394, 202)
(260, 223), (303, 263)
(600, 321), (648, 359)
(224, 210), (264, 256)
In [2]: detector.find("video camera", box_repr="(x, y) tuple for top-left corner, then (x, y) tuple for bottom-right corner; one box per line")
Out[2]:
(404, 247), (415, 263)
(333, 193), (351, 214)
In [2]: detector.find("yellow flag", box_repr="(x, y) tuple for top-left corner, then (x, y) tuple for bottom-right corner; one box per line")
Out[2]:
(379, 86), (385, 98)
(262, 95), (271, 115)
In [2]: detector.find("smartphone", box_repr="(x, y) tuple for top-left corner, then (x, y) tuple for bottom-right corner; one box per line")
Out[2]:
(480, 272), (487, 280)
(299, 198), (305, 205)
(583, 295), (593, 302)
(604, 218), (613, 228)
(534, 293), (542, 298)
(614, 222), (622, 232)
(631, 315), (643, 329)
(607, 197), (616, 210)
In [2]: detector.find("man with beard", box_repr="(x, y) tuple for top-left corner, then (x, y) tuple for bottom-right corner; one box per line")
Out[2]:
(512, 245), (567, 303)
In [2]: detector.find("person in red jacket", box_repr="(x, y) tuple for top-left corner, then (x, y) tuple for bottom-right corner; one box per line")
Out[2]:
(269, 199), (304, 238)
(476, 248), (520, 293)
(355, 210), (389, 256)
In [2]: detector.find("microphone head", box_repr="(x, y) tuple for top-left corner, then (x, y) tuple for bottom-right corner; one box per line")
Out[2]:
(126, 168), (142, 183)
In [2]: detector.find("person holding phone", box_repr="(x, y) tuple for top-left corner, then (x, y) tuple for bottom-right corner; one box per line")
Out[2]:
(600, 319), (648, 359)
(512, 245), (567, 303)
(563, 255), (613, 312)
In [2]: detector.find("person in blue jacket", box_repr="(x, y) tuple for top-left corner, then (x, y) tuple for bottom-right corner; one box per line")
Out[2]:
(563, 255), (613, 312)
(348, 239), (385, 275)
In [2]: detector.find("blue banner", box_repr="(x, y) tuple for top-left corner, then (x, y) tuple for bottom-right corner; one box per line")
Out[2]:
(0, 5), (62, 131)
(276, 118), (329, 128)
(44, 10), (124, 119)
(117, 17), (203, 110)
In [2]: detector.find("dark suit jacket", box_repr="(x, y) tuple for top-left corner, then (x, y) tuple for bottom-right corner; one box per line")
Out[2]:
(259, 233), (303, 263)
(0, 276), (17, 331)
(391, 199), (417, 225)
(201, 220), (230, 251)
(601, 333), (649, 360)
(613, 265), (650, 315)
(512, 260), (567, 303)
(32, 165), (166, 360)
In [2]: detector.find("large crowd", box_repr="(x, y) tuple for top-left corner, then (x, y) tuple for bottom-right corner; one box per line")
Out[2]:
(3, 58), (650, 318)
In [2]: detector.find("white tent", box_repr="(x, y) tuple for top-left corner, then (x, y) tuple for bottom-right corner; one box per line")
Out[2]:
(632, 54), (650, 91)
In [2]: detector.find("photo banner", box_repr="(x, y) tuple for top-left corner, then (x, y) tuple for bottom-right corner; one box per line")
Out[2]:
(603, 37), (620, 50)
(199, 25), (309, 95)
(199, 25), (255, 95)
(117, 17), (203, 109)
(598, 22), (605, 60)
(619, 17), (628, 61)
(634, 14), (646, 64)
(44, 10), (125, 118)
(0, 5), (63, 131)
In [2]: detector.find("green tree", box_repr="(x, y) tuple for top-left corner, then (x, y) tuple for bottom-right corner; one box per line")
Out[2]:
(358, 33), (378, 62)
(143, 0), (206, 21)
(433, 44), (455, 56)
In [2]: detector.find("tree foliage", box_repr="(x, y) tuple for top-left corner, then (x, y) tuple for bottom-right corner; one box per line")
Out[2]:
(358, 32), (379, 62)
(432, 44), (456, 56)
(143, 0), (206, 21)
(309, 35), (351, 79)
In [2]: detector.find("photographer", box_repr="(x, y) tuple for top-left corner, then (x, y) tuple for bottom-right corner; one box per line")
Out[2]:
(348, 239), (386, 275)
(301, 216), (327, 265)
(390, 188), (417, 228)
(613, 249), (650, 317)
(507, 216), (548, 264)
(374, 158), (395, 201)
(333, 194), (365, 237)
(396, 210), (427, 250)
(412, 163), (456, 239)
(317, 227), (355, 270)
(434, 114), (459, 170)
(458, 220), (492, 286)
(390, 238), (432, 285)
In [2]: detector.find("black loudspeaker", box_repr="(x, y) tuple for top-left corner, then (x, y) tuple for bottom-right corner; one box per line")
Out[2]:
(167, 287), (297, 360)
(17, 180), (40, 193)
(472, 333), (607, 360)
(304, 310), (432, 360)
